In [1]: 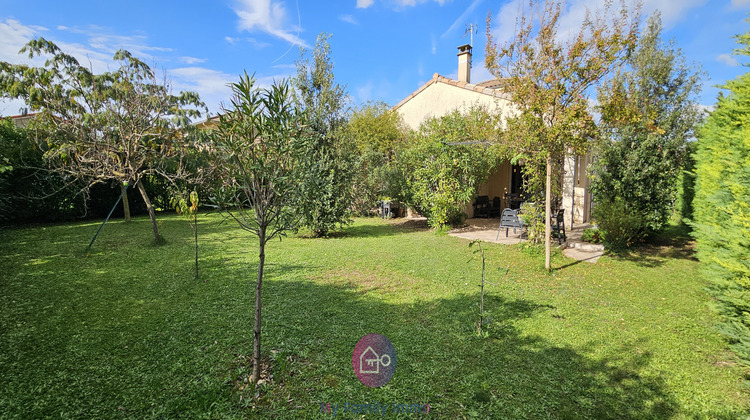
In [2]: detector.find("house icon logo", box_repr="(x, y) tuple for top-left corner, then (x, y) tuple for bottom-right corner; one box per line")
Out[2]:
(359, 346), (391, 374)
(352, 334), (396, 387)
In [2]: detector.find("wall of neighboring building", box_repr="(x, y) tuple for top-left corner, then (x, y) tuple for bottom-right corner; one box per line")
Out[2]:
(396, 82), (513, 130)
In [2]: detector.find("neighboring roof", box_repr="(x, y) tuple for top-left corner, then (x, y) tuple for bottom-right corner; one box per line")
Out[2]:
(191, 114), (221, 130)
(6, 113), (38, 128)
(392, 73), (510, 111)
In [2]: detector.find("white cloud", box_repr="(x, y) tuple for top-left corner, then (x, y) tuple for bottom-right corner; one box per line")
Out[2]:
(397, 0), (450, 6)
(170, 67), (235, 116)
(490, 0), (707, 47)
(357, 0), (374, 8)
(431, 35), (437, 54)
(731, 0), (750, 9)
(179, 56), (206, 64)
(232, 0), (310, 48)
(339, 14), (358, 25)
(717, 53), (739, 66)
(0, 19), (47, 65)
(224, 36), (270, 48)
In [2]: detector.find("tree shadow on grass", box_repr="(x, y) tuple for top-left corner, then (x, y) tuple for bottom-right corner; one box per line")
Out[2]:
(249, 271), (706, 419)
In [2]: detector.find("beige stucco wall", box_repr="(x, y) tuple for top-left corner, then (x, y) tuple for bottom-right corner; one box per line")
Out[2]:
(465, 161), (512, 218)
(396, 82), (514, 130)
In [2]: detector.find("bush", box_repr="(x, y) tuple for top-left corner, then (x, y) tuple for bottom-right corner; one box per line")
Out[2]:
(519, 202), (544, 244)
(398, 108), (504, 229)
(593, 198), (647, 250)
(581, 227), (603, 244)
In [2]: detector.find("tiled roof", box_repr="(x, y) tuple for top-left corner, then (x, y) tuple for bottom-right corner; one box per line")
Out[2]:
(393, 73), (510, 111)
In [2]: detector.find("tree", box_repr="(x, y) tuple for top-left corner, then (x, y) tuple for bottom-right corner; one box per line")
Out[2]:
(294, 33), (355, 236)
(0, 38), (205, 242)
(592, 13), (702, 247)
(485, 0), (639, 269)
(692, 23), (750, 364)
(346, 101), (407, 215)
(171, 190), (200, 280)
(399, 107), (504, 228)
(212, 73), (308, 386)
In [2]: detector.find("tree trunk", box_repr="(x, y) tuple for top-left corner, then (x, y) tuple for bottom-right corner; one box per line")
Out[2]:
(121, 183), (131, 222)
(194, 214), (199, 281)
(136, 180), (161, 244)
(545, 155), (552, 271)
(252, 227), (266, 385)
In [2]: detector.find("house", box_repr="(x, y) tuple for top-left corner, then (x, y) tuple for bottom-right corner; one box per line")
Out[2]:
(392, 44), (592, 226)
(7, 112), (38, 128)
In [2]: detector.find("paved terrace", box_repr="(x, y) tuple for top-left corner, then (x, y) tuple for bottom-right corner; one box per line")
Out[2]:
(448, 218), (604, 263)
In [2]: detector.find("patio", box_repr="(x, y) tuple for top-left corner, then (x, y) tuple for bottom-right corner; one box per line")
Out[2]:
(448, 218), (604, 262)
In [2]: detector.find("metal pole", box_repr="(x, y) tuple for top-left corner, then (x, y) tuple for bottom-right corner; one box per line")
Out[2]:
(87, 182), (128, 250)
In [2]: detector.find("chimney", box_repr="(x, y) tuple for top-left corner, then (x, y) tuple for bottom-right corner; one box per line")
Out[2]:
(457, 44), (472, 83)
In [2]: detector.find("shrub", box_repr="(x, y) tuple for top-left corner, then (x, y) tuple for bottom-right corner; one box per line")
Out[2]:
(398, 108), (504, 229)
(593, 198), (647, 250)
(581, 227), (603, 244)
(519, 202), (545, 244)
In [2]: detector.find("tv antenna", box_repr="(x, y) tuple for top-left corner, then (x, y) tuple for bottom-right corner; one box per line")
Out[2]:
(463, 23), (477, 47)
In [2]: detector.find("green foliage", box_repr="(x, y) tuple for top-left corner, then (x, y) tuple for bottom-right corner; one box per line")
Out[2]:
(593, 14), (703, 242)
(0, 117), (86, 223)
(676, 141), (697, 223)
(170, 190), (200, 280)
(593, 198), (646, 250)
(347, 101), (407, 156)
(346, 101), (408, 215)
(398, 107), (503, 228)
(212, 73), (306, 243)
(0, 38), (206, 240)
(519, 202), (544, 244)
(485, 0), (638, 196)
(581, 227), (603, 244)
(486, 0), (639, 269)
(692, 23), (750, 365)
(294, 33), (355, 236)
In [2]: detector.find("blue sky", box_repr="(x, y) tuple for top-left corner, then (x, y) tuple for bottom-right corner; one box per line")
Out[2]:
(1, 0), (749, 119)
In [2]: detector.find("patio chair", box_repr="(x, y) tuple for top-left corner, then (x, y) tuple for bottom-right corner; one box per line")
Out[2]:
(497, 208), (524, 240)
(488, 196), (502, 218)
(551, 208), (566, 244)
(473, 195), (490, 218)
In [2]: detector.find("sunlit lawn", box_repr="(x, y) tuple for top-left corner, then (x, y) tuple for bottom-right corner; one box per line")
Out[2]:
(0, 214), (747, 418)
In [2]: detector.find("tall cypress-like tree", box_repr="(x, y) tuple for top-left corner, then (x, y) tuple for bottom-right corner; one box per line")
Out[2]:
(693, 23), (750, 364)
(294, 33), (355, 237)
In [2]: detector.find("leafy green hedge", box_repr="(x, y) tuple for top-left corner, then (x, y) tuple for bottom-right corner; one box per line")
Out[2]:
(692, 33), (750, 363)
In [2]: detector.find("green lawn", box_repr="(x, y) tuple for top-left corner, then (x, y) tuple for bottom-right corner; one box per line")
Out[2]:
(0, 214), (747, 418)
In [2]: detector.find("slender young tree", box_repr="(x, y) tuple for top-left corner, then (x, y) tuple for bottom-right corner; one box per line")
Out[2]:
(485, 0), (639, 269)
(212, 73), (308, 386)
(0, 38), (205, 243)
